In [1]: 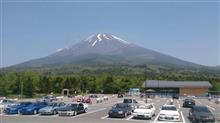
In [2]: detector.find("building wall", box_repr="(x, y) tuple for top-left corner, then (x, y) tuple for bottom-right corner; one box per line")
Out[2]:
(179, 87), (209, 96)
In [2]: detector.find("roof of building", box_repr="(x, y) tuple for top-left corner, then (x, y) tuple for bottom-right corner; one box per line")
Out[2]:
(142, 80), (212, 88)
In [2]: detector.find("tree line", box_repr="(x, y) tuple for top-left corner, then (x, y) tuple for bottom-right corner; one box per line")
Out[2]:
(0, 65), (219, 98)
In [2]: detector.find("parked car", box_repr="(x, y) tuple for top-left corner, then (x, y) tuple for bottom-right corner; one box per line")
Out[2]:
(108, 103), (132, 118)
(117, 93), (124, 98)
(40, 95), (57, 102)
(96, 96), (104, 103)
(183, 98), (195, 108)
(89, 94), (98, 98)
(89, 94), (103, 103)
(133, 103), (156, 119)
(103, 95), (108, 101)
(123, 98), (138, 111)
(158, 104), (180, 122)
(215, 98), (220, 104)
(58, 103), (88, 116)
(0, 99), (16, 113)
(82, 97), (92, 104)
(4, 102), (32, 114)
(172, 94), (179, 99)
(18, 102), (48, 115)
(189, 105), (215, 123)
(39, 102), (66, 115)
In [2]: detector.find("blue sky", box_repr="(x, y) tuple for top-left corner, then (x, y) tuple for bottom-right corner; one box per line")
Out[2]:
(1, 0), (219, 67)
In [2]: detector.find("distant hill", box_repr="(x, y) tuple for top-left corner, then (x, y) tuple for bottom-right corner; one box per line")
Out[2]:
(5, 33), (205, 71)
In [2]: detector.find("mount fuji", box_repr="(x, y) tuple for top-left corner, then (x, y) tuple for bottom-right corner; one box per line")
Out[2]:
(7, 33), (200, 69)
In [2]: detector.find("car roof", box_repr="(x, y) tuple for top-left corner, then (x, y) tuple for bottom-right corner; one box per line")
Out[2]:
(192, 105), (207, 108)
(162, 104), (176, 107)
(185, 98), (195, 101)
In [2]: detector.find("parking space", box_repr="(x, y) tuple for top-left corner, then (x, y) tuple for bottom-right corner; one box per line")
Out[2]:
(0, 96), (219, 123)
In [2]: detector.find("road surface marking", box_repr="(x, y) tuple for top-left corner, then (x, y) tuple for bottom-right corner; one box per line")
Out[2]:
(196, 100), (202, 105)
(101, 115), (108, 119)
(178, 103), (181, 109)
(74, 108), (107, 118)
(177, 100), (180, 104)
(126, 115), (133, 120)
(207, 105), (215, 111)
(154, 112), (160, 122)
(181, 111), (186, 123)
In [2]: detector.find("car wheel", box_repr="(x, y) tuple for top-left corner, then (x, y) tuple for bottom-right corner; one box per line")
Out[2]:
(192, 117), (196, 122)
(18, 110), (21, 115)
(34, 110), (37, 115)
(53, 110), (57, 115)
(73, 111), (77, 116)
(84, 108), (88, 113)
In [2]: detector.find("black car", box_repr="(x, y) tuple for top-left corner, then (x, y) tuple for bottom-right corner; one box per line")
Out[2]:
(108, 103), (132, 118)
(117, 93), (124, 98)
(189, 105), (215, 123)
(123, 98), (138, 111)
(172, 94), (179, 99)
(58, 103), (87, 116)
(183, 98), (195, 108)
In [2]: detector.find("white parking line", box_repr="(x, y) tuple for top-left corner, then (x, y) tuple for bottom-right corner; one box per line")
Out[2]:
(126, 115), (133, 120)
(75, 108), (107, 118)
(207, 105), (215, 111)
(180, 111), (186, 123)
(154, 112), (160, 122)
(177, 100), (180, 104)
(196, 100), (202, 105)
(101, 115), (108, 119)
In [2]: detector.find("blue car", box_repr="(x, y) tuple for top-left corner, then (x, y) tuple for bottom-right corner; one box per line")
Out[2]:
(19, 102), (48, 115)
(4, 102), (32, 114)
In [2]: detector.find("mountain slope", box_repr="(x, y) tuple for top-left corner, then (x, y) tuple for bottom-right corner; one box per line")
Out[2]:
(7, 33), (202, 69)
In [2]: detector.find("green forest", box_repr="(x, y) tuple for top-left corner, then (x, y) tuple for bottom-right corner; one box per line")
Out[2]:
(0, 65), (220, 98)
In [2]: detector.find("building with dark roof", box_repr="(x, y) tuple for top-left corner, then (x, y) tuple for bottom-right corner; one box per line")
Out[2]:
(143, 80), (212, 96)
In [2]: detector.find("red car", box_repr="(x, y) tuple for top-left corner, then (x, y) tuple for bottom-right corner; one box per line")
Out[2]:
(83, 97), (92, 104)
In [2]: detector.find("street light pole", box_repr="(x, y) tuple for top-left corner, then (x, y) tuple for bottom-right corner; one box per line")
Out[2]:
(20, 77), (23, 100)
(145, 65), (147, 103)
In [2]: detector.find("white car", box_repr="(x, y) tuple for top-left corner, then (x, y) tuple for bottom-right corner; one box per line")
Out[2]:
(133, 103), (156, 119)
(0, 99), (16, 113)
(96, 96), (104, 103)
(158, 104), (180, 122)
(215, 98), (220, 104)
(103, 96), (108, 101)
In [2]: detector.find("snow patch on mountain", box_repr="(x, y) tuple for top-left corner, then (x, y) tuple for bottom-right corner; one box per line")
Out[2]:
(92, 40), (98, 47)
(111, 35), (130, 44)
(103, 34), (111, 40)
(97, 34), (102, 41)
(56, 48), (64, 52)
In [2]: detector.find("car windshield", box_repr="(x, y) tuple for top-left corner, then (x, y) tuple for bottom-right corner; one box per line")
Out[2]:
(194, 107), (211, 113)
(115, 103), (127, 108)
(139, 104), (152, 109)
(162, 106), (177, 111)
(48, 103), (57, 107)
(67, 104), (78, 108)
(123, 99), (132, 103)
(185, 99), (194, 102)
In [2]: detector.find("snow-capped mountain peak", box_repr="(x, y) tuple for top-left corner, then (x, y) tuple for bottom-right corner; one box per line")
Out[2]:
(84, 33), (130, 47)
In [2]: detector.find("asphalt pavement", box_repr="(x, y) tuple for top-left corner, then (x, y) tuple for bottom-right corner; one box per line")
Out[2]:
(0, 96), (219, 123)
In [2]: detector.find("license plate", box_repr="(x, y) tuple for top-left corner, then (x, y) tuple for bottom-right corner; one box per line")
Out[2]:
(166, 117), (173, 120)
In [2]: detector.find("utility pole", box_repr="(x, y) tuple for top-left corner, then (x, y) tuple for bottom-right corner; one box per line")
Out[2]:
(145, 64), (147, 103)
(20, 76), (23, 100)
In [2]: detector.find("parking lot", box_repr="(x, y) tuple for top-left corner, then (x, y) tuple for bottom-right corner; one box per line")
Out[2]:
(0, 96), (219, 123)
